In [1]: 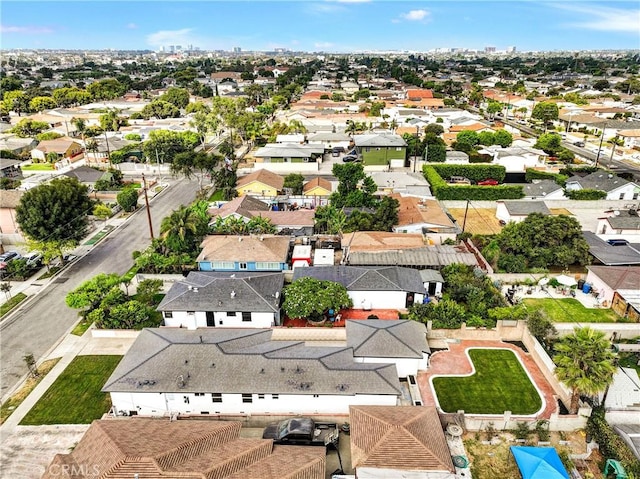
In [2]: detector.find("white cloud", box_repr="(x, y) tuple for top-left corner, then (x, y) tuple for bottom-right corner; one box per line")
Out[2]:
(552, 4), (640, 33)
(400, 9), (430, 21)
(146, 28), (195, 47)
(0, 25), (54, 34)
(126, 23), (138, 30)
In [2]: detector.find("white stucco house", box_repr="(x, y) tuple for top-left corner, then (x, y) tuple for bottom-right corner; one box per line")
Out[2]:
(156, 271), (284, 328)
(102, 328), (403, 416)
(596, 208), (640, 242)
(496, 201), (551, 224)
(565, 172), (640, 201)
(292, 265), (426, 310)
(523, 180), (566, 200)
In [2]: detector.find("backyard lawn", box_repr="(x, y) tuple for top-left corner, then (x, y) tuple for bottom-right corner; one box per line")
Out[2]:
(433, 349), (542, 415)
(523, 298), (621, 323)
(20, 355), (122, 425)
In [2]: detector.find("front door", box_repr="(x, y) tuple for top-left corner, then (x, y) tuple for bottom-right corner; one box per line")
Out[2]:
(206, 311), (215, 327)
(405, 293), (415, 308)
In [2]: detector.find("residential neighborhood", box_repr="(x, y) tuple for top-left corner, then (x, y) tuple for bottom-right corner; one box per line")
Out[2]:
(1, 8), (640, 478)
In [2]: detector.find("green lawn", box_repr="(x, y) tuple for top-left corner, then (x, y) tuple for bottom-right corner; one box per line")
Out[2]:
(21, 163), (55, 171)
(20, 355), (122, 425)
(0, 292), (27, 318)
(523, 298), (622, 323)
(433, 349), (542, 415)
(208, 189), (226, 201)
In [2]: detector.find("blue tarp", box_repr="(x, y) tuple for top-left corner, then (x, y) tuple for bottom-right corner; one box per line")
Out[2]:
(510, 446), (570, 479)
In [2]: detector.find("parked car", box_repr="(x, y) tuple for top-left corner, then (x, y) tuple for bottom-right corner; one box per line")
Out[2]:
(331, 146), (345, 157)
(23, 252), (43, 268)
(477, 179), (499, 186)
(0, 251), (21, 277)
(342, 155), (360, 163)
(607, 239), (629, 246)
(449, 176), (471, 185)
(573, 141), (585, 147)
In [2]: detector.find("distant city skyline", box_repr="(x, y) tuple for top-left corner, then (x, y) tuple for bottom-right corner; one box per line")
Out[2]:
(1, 1), (639, 52)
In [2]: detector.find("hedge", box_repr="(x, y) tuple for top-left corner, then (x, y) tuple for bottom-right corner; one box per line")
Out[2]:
(565, 189), (607, 200)
(431, 164), (506, 183)
(525, 169), (568, 186)
(424, 166), (524, 200)
(587, 408), (640, 475)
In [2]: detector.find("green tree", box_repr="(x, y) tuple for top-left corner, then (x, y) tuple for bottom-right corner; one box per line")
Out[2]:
(117, 187), (138, 212)
(455, 130), (480, 152)
(141, 100), (180, 120)
(28, 96), (56, 112)
(486, 101), (503, 118)
(93, 203), (112, 223)
(65, 273), (123, 311)
(330, 162), (376, 208)
(99, 109), (128, 131)
(283, 173), (305, 195)
(535, 133), (563, 155)
(314, 205), (347, 235)
(424, 123), (444, 136)
(1, 90), (29, 116)
(160, 205), (204, 254)
(493, 129), (513, 147)
(159, 87), (190, 109)
(283, 277), (352, 322)
(246, 216), (277, 234)
(10, 118), (50, 137)
(478, 131), (495, 146)
(135, 278), (163, 306)
(592, 79), (610, 91)
(409, 299), (467, 329)
(143, 130), (200, 166)
(554, 327), (616, 414)
(170, 151), (220, 194)
(532, 102), (559, 126)
(36, 132), (63, 141)
(16, 178), (92, 247)
(86, 79), (126, 101)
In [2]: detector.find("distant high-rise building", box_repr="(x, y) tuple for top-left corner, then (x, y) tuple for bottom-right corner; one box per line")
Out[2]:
(506, 46), (516, 53)
(485, 46), (496, 53)
(233, 47), (242, 53)
(187, 44), (193, 51)
(159, 46), (165, 52)
(168, 45), (175, 53)
(176, 45), (182, 51)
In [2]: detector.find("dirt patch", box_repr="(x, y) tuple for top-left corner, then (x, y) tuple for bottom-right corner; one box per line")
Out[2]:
(550, 208), (573, 216)
(448, 208), (503, 235)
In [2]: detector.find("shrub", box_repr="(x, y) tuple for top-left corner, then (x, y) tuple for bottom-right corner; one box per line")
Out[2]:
(423, 166), (523, 200)
(513, 421), (532, 441)
(587, 408), (640, 475)
(525, 169), (568, 186)
(431, 164), (506, 182)
(565, 189), (607, 200)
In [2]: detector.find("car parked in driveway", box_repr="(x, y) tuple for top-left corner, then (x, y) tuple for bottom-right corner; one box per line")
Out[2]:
(342, 155), (360, 162)
(331, 146), (345, 157)
(477, 179), (499, 186)
(23, 252), (43, 268)
(0, 251), (22, 277)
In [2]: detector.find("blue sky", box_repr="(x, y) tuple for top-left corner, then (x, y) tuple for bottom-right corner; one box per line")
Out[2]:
(1, 1), (639, 52)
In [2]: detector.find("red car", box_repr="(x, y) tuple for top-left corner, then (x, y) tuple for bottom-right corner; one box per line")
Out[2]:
(477, 179), (499, 186)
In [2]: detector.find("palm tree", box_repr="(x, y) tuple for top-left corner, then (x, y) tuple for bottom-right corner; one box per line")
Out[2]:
(287, 119), (307, 134)
(553, 327), (617, 414)
(160, 206), (200, 254)
(247, 215), (277, 235)
(71, 117), (86, 146)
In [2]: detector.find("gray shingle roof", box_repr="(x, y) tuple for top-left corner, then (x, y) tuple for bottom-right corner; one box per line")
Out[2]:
(605, 210), (640, 230)
(523, 180), (564, 198)
(346, 320), (430, 358)
(502, 201), (551, 216)
(102, 328), (402, 396)
(157, 271), (284, 312)
(292, 266), (425, 294)
(419, 270), (444, 283)
(566, 172), (633, 193)
(63, 166), (107, 183)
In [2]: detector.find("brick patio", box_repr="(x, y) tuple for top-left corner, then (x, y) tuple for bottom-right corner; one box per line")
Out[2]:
(281, 308), (400, 327)
(417, 340), (558, 419)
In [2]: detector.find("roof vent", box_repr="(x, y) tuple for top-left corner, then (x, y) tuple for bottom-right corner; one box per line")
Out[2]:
(275, 291), (280, 299)
(230, 290), (236, 298)
(187, 285), (193, 290)
(193, 287), (199, 293)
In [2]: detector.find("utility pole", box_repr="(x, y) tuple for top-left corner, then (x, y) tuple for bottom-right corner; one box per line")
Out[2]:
(461, 199), (470, 234)
(141, 173), (154, 240)
(595, 124), (606, 169)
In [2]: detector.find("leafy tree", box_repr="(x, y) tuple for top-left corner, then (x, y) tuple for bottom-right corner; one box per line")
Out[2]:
(36, 132), (63, 141)
(160, 205), (203, 254)
(371, 196), (399, 231)
(124, 133), (141, 142)
(455, 130), (480, 152)
(486, 101), (502, 118)
(66, 273), (123, 311)
(478, 131), (495, 146)
(142, 130), (199, 166)
(554, 327), (616, 414)
(368, 101), (385, 117)
(314, 205), (347, 235)
(135, 279), (163, 306)
(1, 90), (29, 116)
(283, 173), (305, 195)
(99, 109), (128, 131)
(16, 178), (92, 247)
(117, 187), (138, 212)
(86, 79), (126, 101)
(531, 102), (559, 125)
(29, 96), (56, 112)
(98, 300), (156, 329)
(246, 216), (277, 234)
(526, 310), (557, 346)
(171, 152), (220, 194)
(409, 299), (467, 329)
(331, 163), (377, 208)
(93, 203), (112, 223)
(535, 133), (563, 155)
(141, 100), (180, 120)
(424, 123), (444, 136)
(10, 118), (50, 137)
(493, 129), (513, 147)
(159, 87), (190, 109)
(283, 277), (352, 322)
(592, 79), (610, 91)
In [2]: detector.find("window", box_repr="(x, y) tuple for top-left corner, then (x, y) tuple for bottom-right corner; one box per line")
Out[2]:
(227, 312), (236, 317)
(239, 262), (248, 270)
(164, 311), (173, 319)
(183, 396), (190, 404)
(396, 147), (403, 151)
(619, 193), (625, 200)
(634, 193), (639, 200)
(242, 312), (252, 322)
(313, 394), (319, 398)
(272, 394), (279, 399)
(187, 311), (195, 316)
(258, 394), (265, 399)
(211, 393), (222, 403)
(242, 394), (253, 403)
(255, 262), (280, 270)
(211, 261), (235, 270)
(195, 393), (204, 397)
(200, 411), (209, 415)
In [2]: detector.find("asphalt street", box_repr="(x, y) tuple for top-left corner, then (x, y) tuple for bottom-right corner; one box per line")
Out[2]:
(0, 178), (198, 400)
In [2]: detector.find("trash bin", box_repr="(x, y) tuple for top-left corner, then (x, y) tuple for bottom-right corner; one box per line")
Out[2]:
(577, 279), (585, 290)
(582, 283), (592, 294)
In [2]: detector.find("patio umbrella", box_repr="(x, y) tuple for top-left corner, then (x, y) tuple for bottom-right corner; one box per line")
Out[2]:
(555, 274), (577, 287)
(511, 446), (570, 479)
(538, 277), (550, 286)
